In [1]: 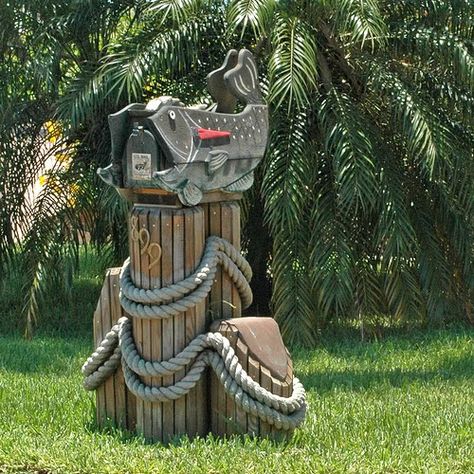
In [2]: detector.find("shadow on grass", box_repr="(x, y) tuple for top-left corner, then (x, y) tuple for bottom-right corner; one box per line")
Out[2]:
(307, 325), (472, 360)
(0, 336), (87, 374)
(298, 352), (474, 394)
(85, 417), (294, 450)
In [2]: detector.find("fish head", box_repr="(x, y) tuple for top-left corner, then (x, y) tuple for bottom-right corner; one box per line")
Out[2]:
(145, 106), (194, 169)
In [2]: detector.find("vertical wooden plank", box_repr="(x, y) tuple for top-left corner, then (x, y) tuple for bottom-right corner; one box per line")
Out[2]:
(210, 373), (219, 435)
(259, 366), (273, 437)
(221, 204), (235, 321)
(194, 207), (206, 336)
(184, 209), (198, 437)
(109, 269), (127, 429)
(161, 209), (175, 441)
(208, 202), (222, 322)
(194, 207), (208, 437)
(203, 203), (210, 237)
(270, 375), (282, 438)
(148, 209), (163, 442)
(93, 297), (106, 427)
(173, 210), (186, 436)
(101, 271), (116, 424)
(229, 203), (241, 319)
(126, 377), (137, 432)
(130, 208), (144, 436)
(226, 326), (239, 435)
(247, 355), (260, 436)
(212, 324), (239, 437)
(235, 338), (248, 434)
(139, 209), (153, 439)
(220, 205), (233, 436)
(209, 203), (225, 435)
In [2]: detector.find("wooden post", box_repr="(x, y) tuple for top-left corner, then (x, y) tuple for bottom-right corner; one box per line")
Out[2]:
(93, 268), (136, 431)
(209, 319), (294, 439)
(92, 197), (298, 441)
(201, 201), (243, 435)
(128, 205), (206, 442)
(201, 201), (241, 324)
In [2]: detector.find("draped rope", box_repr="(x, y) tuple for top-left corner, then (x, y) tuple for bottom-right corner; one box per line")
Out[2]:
(119, 236), (253, 319)
(82, 236), (307, 431)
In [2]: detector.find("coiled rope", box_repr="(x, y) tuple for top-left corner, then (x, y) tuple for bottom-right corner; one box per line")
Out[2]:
(120, 236), (253, 319)
(82, 236), (306, 430)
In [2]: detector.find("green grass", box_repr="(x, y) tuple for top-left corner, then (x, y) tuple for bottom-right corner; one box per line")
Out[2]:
(0, 252), (473, 472)
(0, 327), (472, 473)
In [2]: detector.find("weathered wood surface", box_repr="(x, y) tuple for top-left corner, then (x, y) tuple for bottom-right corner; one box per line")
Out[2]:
(118, 187), (243, 207)
(201, 201), (241, 324)
(92, 199), (296, 441)
(201, 201), (242, 435)
(209, 320), (293, 439)
(93, 268), (136, 431)
(129, 205), (206, 442)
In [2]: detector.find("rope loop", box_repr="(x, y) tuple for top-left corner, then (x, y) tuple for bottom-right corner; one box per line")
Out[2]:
(120, 236), (253, 319)
(81, 236), (307, 431)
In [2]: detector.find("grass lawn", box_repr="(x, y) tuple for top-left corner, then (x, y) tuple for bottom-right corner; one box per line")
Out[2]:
(0, 253), (472, 473)
(0, 325), (472, 473)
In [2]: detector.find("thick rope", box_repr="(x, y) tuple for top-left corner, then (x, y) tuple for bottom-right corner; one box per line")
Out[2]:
(120, 236), (253, 319)
(122, 351), (307, 431)
(82, 236), (307, 430)
(118, 317), (304, 414)
(82, 317), (307, 430)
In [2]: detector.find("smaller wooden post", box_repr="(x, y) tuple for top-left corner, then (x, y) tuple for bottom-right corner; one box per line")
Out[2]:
(93, 268), (136, 431)
(209, 318), (294, 438)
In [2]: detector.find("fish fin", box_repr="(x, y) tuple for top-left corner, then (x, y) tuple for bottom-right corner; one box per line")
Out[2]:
(97, 163), (117, 186)
(224, 49), (263, 105)
(224, 172), (254, 192)
(179, 181), (203, 206)
(206, 150), (229, 175)
(154, 168), (179, 185)
(207, 49), (238, 113)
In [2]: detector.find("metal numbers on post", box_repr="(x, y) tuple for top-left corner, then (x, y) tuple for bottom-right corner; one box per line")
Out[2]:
(130, 215), (161, 270)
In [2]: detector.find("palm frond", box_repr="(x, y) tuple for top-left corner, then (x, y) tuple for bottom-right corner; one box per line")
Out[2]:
(262, 109), (313, 234)
(100, 15), (220, 103)
(369, 64), (453, 177)
(332, 0), (388, 50)
(227, 0), (274, 39)
(144, 0), (212, 26)
(394, 26), (474, 90)
(272, 229), (318, 346)
(309, 157), (356, 320)
(268, 14), (318, 110)
(383, 0), (474, 39)
(318, 89), (378, 214)
(377, 149), (423, 320)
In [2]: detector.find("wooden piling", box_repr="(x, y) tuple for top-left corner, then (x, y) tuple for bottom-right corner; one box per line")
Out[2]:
(92, 197), (296, 441)
(129, 205), (206, 442)
(93, 268), (136, 431)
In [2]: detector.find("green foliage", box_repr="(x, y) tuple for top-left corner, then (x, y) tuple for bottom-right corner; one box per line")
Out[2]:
(255, 0), (474, 343)
(0, 0), (473, 343)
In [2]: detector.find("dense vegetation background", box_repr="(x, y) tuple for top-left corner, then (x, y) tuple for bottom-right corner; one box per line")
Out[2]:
(0, 0), (473, 344)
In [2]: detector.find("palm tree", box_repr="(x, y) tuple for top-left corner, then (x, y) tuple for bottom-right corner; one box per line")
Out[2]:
(1, 0), (473, 343)
(229, 0), (474, 344)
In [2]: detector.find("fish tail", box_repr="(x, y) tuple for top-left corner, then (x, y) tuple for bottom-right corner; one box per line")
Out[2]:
(224, 49), (263, 105)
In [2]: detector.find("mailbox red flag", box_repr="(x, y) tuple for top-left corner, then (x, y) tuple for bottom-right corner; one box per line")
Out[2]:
(197, 128), (231, 140)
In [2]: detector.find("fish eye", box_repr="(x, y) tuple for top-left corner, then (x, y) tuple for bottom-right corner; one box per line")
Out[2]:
(168, 110), (176, 120)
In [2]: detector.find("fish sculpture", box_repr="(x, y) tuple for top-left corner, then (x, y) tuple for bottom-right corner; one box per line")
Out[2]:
(98, 49), (269, 206)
